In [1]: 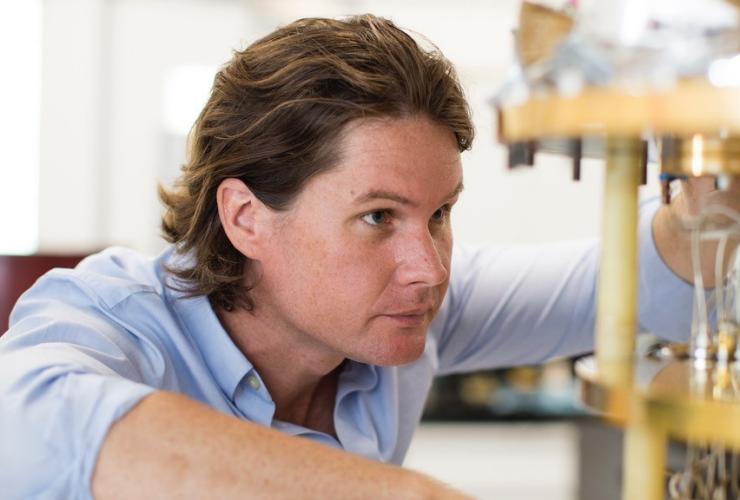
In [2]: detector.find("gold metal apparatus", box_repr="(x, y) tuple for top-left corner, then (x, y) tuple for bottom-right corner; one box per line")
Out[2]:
(495, 2), (740, 499)
(596, 138), (641, 386)
(515, 1), (574, 66)
(661, 135), (740, 177)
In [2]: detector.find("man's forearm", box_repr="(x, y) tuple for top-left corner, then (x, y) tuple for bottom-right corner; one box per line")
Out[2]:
(92, 391), (466, 500)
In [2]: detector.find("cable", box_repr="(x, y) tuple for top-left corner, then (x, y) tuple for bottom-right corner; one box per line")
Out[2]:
(715, 235), (728, 323)
(691, 222), (710, 356)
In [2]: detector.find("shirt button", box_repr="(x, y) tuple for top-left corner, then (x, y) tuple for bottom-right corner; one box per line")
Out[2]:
(247, 375), (261, 391)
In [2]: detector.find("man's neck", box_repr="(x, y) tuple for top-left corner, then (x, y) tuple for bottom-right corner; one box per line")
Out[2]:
(214, 302), (344, 434)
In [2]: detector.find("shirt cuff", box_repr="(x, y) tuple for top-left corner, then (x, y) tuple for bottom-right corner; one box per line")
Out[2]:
(79, 377), (156, 500)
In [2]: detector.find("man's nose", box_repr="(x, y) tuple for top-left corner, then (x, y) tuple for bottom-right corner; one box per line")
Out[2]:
(395, 230), (448, 287)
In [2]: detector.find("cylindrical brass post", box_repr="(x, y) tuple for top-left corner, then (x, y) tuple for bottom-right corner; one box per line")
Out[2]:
(623, 402), (667, 500)
(596, 137), (642, 385)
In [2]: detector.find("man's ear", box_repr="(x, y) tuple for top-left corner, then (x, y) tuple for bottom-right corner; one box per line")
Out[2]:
(217, 178), (269, 259)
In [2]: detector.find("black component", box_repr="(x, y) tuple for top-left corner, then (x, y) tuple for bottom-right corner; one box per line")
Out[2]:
(659, 137), (678, 203)
(571, 139), (582, 181)
(640, 140), (648, 186)
(660, 173), (674, 204)
(508, 141), (537, 168)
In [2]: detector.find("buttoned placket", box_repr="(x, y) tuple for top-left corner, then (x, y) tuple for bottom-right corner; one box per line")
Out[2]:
(233, 370), (275, 425)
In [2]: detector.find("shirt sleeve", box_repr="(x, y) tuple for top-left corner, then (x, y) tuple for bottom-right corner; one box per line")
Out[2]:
(0, 271), (161, 500)
(433, 196), (694, 375)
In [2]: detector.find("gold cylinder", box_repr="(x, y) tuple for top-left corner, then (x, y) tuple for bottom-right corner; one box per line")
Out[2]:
(623, 402), (667, 500)
(596, 137), (642, 385)
(660, 134), (740, 177)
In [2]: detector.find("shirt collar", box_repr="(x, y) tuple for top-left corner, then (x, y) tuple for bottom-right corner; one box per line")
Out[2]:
(165, 253), (253, 399)
(337, 358), (379, 396)
(175, 293), (253, 399)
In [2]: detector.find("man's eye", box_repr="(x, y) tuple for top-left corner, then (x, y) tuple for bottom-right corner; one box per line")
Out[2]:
(431, 205), (451, 223)
(361, 210), (391, 226)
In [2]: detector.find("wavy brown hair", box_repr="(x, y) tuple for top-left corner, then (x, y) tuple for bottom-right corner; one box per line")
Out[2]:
(159, 14), (474, 311)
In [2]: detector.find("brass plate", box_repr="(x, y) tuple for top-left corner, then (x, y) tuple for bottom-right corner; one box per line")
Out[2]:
(576, 355), (740, 448)
(661, 135), (740, 176)
(497, 79), (740, 142)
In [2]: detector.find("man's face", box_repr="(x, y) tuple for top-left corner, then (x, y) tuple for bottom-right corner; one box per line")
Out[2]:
(253, 116), (463, 366)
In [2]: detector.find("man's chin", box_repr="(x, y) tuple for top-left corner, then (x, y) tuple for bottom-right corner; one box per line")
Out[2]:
(370, 341), (427, 367)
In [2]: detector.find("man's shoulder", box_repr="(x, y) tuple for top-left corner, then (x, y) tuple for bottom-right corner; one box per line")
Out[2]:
(5, 245), (190, 359)
(27, 245), (176, 313)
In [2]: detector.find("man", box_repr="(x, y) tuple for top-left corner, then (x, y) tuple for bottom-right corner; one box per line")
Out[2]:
(0, 14), (734, 500)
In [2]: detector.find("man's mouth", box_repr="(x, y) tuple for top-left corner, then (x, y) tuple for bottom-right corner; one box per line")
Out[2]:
(379, 307), (431, 327)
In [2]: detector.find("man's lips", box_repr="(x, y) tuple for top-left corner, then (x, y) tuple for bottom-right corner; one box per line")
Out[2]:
(378, 307), (433, 327)
(387, 307), (430, 315)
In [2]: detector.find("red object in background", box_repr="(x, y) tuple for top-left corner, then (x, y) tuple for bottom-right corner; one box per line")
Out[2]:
(0, 254), (88, 334)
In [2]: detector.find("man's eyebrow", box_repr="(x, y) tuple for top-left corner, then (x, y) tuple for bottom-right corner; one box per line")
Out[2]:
(354, 190), (415, 206)
(353, 181), (464, 206)
(447, 181), (465, 200)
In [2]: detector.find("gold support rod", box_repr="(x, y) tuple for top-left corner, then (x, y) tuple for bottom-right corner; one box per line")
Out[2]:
(596, 137), (642, 385)
(596, 137), (666, 499)
(623, 403), (667, 500)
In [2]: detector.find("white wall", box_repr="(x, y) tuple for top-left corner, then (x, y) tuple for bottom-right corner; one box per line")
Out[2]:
(36, 0), (663, 254)
(39, 0), (257, 253)
(39, 0), (107, 252)
(105, 0), (257, 251)
(0, 0), (41, 254)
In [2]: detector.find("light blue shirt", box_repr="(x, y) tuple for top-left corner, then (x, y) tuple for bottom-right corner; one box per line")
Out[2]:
(0, 198), (693, 499)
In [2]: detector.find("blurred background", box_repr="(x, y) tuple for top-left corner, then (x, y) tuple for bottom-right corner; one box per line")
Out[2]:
(2, 0), (669, 257)
(0, 1), (661, 498)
